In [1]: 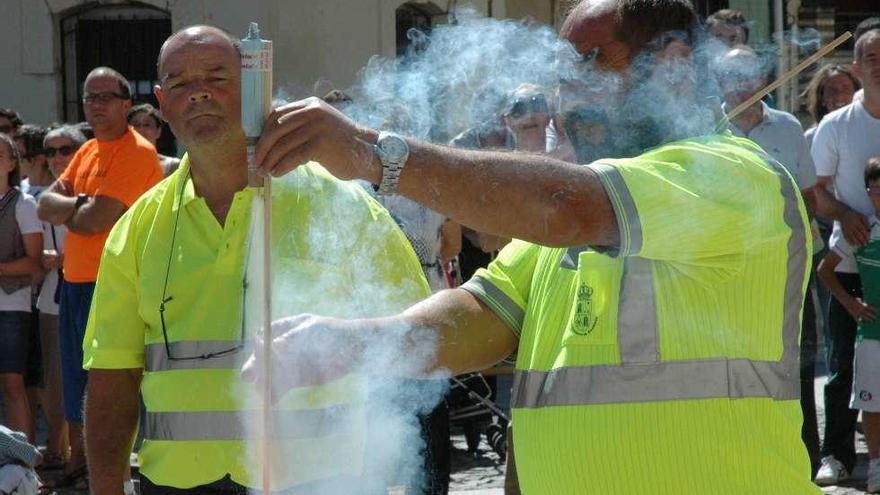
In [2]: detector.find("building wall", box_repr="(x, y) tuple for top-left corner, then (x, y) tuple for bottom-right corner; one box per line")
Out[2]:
(2, 0), (522, 126)
(0, 1), (63, 126)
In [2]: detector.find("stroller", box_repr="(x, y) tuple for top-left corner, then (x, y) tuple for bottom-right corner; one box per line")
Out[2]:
(447, 372), (510, 459)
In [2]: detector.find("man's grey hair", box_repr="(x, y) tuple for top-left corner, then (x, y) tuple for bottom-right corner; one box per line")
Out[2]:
(44, 125), (88, 148)
(855, 28), (880, 62)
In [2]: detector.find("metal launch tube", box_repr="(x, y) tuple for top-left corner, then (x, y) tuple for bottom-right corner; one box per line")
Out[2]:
(240, 21), (275, 493)
(241, 22), (273, 179)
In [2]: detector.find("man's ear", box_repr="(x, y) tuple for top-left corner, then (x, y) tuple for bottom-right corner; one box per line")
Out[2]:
(154, 84), (165, 109)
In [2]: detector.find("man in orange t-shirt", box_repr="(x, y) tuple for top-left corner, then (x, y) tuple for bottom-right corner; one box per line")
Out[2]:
(37, 66), (162, 483)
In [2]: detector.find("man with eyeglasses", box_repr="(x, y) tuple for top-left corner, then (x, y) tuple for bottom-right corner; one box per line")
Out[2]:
(244, 0), (821, 492)
(37, 66), (162, 488)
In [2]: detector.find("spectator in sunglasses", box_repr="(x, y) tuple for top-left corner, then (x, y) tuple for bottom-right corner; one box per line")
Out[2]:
(503, 84), (551, 153)
(43, 127), (86, 181)
(128, 104), (180, 177)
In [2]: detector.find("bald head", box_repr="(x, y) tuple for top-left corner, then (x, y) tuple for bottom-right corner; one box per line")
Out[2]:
(560, 0), (696, 72)
(716, 45), (763, 81)
(84, 67), (130, 99)
(157, 25), (240, 78)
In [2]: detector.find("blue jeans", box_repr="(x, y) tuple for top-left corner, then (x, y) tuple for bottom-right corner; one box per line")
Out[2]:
(58, 281), (95, 424)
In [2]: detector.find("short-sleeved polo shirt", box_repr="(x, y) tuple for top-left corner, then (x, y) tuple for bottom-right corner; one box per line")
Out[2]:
(461, 134), (816, 494)
(83, 155), (430, 489)
(59, 128), (162, 282)
(729, 103), (816, 191)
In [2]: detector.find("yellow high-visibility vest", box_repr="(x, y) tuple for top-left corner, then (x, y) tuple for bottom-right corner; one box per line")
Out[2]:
(463, 135), (820, 494)
(85, 158), (430, 489)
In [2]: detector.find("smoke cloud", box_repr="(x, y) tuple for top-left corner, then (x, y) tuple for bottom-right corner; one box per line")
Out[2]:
(241, 5), (812, 494)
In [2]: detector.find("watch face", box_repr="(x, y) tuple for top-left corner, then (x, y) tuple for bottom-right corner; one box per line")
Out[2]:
(380, 135), (408, 162)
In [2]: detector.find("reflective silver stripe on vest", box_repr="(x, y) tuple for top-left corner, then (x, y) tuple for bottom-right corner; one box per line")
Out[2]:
(461, 277), (525, 334)
(513, 150), (806, 407)
(591, 162), (644, 256)
(617, 257), (659, 364)
(142, 405), (353, 441)
(144, 341), (251, 372)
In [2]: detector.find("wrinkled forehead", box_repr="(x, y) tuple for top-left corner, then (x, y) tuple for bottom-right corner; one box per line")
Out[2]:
(84, 74), (119, 92)
(158, 28), (239, 77)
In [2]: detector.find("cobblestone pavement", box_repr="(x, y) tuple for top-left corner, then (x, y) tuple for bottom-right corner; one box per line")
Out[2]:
(446, 372), (877, 494)
(449, 433), (506, 493)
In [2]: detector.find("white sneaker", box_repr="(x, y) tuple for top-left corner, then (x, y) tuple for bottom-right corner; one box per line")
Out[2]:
(868, 458), (880, 493)
(815, 455), (850, 486)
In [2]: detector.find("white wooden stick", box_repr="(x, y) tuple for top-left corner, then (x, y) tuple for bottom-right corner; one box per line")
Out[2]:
(261, 177), (273, 494)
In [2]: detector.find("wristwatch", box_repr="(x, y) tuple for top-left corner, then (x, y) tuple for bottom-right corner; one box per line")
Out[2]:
(74, 193), (89, 210)
(374, 132), (409, 195)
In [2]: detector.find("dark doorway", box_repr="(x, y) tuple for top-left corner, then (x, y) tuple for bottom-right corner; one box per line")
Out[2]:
(60, 4), (175, 156)
(396, 4), (434, 56)
(694, 0), (729, 19)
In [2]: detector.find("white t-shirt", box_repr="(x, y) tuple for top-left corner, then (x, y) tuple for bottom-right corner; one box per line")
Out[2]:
(729, 103), (817, 190)
(0, 192), (41, 312)
(812, 98), (880, 234)
(36, 222), (66, 315)
(830, 219), (880, 273)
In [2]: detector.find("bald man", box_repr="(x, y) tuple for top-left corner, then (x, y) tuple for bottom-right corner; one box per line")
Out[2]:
(82, 26), (432, 495)
(245, 0), (821, 492)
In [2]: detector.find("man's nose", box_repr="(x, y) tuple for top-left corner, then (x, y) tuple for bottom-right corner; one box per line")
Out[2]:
(189, 90), (211, 102)
(188, 81), (212, 102)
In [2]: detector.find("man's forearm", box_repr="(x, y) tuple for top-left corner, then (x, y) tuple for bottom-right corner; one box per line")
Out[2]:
(395, 140), (618, 248)
(0, 257), (42, 277)
(86, 369), (142, 495)
(37, 191), (75, 225)
(66, 197), (125, 235)
(814, 185), (852, 221)
(400, 288), (518, 376)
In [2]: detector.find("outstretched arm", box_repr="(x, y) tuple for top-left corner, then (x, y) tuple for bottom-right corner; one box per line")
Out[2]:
(243, 288), (518, 395)
(254, 98), (619, 248)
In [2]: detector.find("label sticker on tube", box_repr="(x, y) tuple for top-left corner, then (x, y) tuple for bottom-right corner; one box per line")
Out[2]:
(241, 21), (273, 166)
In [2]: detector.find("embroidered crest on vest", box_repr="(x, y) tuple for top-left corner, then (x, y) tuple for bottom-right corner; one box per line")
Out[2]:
(572, 283), (598, 336)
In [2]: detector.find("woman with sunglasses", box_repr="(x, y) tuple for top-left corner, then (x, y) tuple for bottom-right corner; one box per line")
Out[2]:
(34, 125), (86, 472)
(0, 132), (44, 442)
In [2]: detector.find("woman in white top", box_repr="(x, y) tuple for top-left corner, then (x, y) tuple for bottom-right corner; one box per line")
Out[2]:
(0, 133), (43, 439)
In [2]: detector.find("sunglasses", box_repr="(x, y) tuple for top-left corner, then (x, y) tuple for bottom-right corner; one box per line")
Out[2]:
(0, 125), (13, 135)
(506, 94), (549, 119)
(868, 187), (880, 196)
(45, 146), (77, 158)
